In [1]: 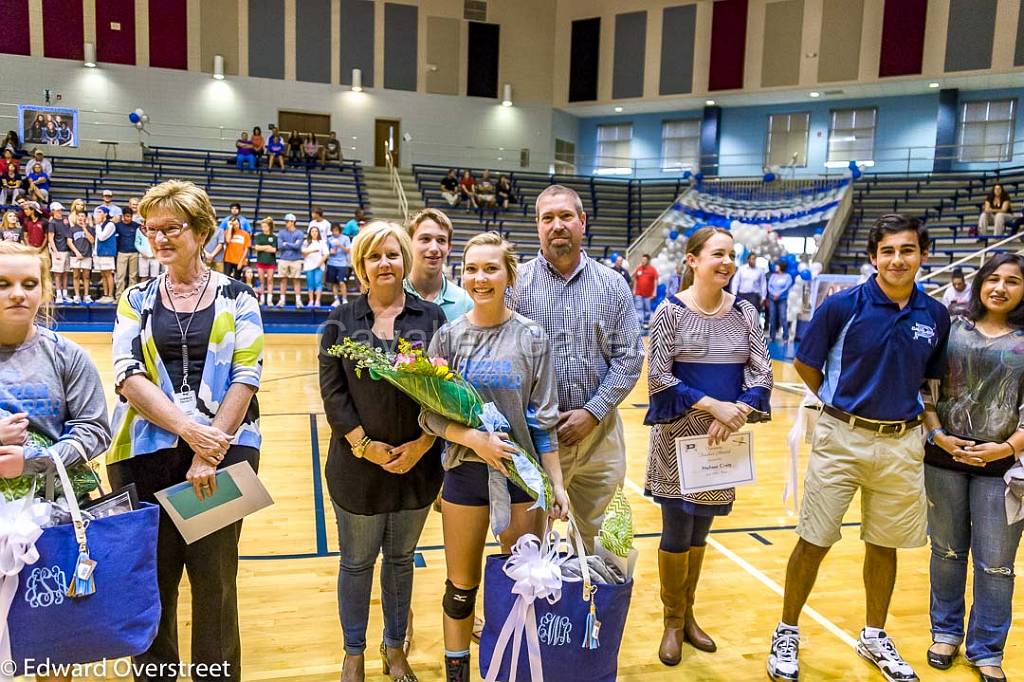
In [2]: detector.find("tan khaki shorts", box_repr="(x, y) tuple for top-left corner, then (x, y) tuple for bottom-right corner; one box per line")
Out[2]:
(51, 251), (69, 273)
(279, 260), (303, 278)
(796, 411), (926, 549)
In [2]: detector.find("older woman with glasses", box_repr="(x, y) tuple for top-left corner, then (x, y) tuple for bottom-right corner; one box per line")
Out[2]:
(319, 220), (446, 682)
(108, 179), (264, 682)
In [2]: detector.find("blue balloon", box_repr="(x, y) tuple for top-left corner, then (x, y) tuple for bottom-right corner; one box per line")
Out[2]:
(852, 169), (863, 180)
(610, 252), (620, 262)
(814, 226), (824, 235)
(694, 172), (704, 183)
(848, 160), (858, 171)
(800, 270), (812, 281)
(683, 226), (697, 237)
(669, 230), (679, 241)
(682, 170), (692, 180)
(128, 112), (140, 123)
(763, 172), (776, 183)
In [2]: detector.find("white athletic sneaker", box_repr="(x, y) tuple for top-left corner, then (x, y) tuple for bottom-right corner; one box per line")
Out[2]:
(856, 630), (918, 682)
(295, 300), (304, 309)
(55, 292), (64, 304)
(97, 296), (114, 304)
(767, 625), (800, 681)
(83, 295), (94, 304)
(276, 297), (286, 308)
(71, 295), (81, 304)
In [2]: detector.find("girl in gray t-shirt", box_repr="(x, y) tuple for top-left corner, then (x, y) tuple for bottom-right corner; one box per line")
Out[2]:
(417, 232), (567, 681)
(0, 242), (110, 476)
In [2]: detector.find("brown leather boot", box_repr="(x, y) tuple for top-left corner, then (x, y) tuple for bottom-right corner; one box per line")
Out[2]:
(658, 549), (689, 666)
(683, 545), (717, 652)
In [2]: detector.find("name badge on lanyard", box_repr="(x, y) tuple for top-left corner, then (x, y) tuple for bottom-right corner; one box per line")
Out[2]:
(174, 386), (198, 417)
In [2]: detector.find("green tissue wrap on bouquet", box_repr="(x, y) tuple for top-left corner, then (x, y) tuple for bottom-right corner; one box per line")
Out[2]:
(598, 488), (635, 558)
(0, 429), (101, 501)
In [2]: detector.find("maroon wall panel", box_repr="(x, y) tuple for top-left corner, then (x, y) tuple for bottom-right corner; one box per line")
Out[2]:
(0, 0), (31, 55)
(43, 0), (84, 60)
(708, 0), (748, 91)
(148, 0), (187, 69)
(878, 0), (927, 77)
(96, 0), (136, 65)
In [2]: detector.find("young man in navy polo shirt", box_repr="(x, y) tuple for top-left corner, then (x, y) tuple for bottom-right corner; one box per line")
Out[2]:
(768, 215), (950, 682)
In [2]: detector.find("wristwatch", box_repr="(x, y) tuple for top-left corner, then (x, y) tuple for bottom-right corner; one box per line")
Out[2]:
(351, 435), (371, 459)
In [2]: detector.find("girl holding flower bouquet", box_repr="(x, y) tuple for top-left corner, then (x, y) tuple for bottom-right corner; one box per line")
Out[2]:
(318, 221), (446, 682)
(417, 232), (569, 682)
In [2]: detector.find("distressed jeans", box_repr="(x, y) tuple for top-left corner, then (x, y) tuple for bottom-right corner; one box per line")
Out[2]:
(925, 464), (1024, 666)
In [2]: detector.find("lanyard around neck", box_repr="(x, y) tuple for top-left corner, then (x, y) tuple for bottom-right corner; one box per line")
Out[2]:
(163, 272), (212, 393)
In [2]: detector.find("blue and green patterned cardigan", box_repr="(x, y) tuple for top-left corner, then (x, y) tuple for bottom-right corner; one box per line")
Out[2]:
(107, 271), (264, 463)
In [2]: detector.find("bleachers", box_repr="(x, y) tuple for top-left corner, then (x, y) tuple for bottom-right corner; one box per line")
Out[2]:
(412, 164), (647, 262)
(829, 166), (1024, 288)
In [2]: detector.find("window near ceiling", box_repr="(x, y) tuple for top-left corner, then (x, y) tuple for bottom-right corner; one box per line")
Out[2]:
(958, 99), (1016, 162)
(661, 119), (701, 172)
(595, 123), (633, 175)
(555, 138), (576, 174)
(827, 107), (876, 166)
(766, 112), (810, 167)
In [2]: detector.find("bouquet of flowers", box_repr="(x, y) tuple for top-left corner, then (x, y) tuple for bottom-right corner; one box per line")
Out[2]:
(328, 337), (554, 510)
(0, 428), (101, 501)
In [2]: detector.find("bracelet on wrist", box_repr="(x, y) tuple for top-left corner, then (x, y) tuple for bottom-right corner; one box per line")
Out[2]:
(1005, 440), (1018, 459)
(350, 435), (371, 459)
(926, 427), (945, 445)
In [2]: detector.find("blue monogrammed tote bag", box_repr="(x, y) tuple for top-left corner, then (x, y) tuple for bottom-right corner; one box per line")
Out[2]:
(479, 552), (633, 682)
(9, 501), (161, 674)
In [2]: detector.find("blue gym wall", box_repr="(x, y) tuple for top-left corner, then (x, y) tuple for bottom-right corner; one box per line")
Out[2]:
(574, 88), (1024, 178)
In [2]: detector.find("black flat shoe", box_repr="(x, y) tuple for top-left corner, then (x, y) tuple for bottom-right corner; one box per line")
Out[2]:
(927, 643), (959, 670)
(977, 667), (1006, 682)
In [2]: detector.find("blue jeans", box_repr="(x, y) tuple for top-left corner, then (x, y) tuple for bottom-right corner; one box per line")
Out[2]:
(634, 295), (652, 325)
(768, 297), (788, 341)
(925, 464), (1024, 666)
(333, 502), (431, 655)
(235, 154), (255, 171)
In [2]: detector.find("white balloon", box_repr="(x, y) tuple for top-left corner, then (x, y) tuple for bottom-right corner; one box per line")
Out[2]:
(134, 108), (144, 117)
(135, 121), (144, 129)
(810, 262), (823, 276)
(141, 114), (149, 123)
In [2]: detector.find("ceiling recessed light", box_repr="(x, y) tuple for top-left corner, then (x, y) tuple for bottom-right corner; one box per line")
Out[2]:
(809, 91), (821, 98)
(614, 106), (623, 112)
(929, 82), (940, 88)
(705, 99), (716, 106)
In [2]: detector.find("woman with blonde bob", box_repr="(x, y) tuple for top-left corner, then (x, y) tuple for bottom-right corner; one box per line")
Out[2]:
(108, 179), (264, 682)
(319, 221), (446, 682)
(644, 226), (773, 666)
(417, 231), (569, 682)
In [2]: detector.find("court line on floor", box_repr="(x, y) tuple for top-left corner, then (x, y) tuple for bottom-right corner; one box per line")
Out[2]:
(263, 370), (318, 384)
(308, 413), (330, 556)
(622, 477), (858, 649)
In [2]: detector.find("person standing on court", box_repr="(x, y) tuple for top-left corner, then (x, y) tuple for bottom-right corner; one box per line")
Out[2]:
(646, 227), (772, 667)
(920, 252), (1024, 682)
(108, 180), (264, 682)
(512, 184), (644, 550)
(767, 214), (951, 682)
(731, 252), (766, 313)
(403, 208), (473, 322)
(319, 221), (446, 682)
(632, 254), (659, 327)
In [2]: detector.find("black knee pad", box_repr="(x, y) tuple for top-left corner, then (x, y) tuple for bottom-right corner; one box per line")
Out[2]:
(442, 579), (478, 620)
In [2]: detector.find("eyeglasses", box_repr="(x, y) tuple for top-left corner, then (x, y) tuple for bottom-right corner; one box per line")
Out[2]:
(141, 222), (189, 238)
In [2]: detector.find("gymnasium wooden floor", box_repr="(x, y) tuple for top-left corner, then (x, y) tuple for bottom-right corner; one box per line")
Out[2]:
(68, 331), (1022, 681)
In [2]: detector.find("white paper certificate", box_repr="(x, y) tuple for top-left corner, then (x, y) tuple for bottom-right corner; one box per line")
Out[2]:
(675, 432), (756, 494)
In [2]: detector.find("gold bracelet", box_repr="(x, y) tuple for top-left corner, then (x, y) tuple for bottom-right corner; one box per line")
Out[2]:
(351, 435), (371, 459)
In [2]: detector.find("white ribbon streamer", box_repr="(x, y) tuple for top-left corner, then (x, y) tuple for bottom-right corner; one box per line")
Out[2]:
(485, 531), (579, 682)
(0, 495), (51, 681)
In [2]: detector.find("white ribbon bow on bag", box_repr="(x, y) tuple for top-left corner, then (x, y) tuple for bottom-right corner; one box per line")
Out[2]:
(485, 531), (579, 682)
(0, 496), (51, 682)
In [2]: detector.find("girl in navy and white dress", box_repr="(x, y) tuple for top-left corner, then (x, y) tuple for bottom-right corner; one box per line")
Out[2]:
(644, 226), (773, 667)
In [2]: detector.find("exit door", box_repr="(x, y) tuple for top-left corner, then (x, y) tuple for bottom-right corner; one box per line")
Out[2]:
(374, 118), (400, 167)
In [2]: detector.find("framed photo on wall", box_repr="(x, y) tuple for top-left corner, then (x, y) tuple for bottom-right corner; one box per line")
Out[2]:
(809, 274), (861, 311)
(18, 105), (79, 147)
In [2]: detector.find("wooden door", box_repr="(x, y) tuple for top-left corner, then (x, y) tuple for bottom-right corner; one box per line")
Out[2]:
(374, 119), (400, 167)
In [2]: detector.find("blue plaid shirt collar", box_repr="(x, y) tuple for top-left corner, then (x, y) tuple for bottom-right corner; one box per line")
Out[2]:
(536, 249), (590, 282)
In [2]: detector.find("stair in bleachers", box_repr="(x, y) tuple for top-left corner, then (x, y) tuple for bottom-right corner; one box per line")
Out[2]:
(828, 167), (1024, 289)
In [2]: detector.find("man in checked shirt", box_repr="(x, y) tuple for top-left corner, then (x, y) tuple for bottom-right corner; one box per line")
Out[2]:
(512, 185), (645, 550)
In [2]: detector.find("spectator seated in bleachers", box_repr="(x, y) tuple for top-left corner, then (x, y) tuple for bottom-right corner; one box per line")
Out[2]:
(942, 267), (971, 314)
(496, 174), (515, 210)
(303, 135), (320, 169)
(343, 208), (365, 237)
(287, 131), (304, 167)
(459, 169), (477, 208)
(1, 131), (22, 157)
(251, 126), (265, 166)
(439, 168), (460, 207)
(977, 183), (1012, 235)
(476, 170), (496, 209)
(266, 131), (286, 170)
(0, 148), (19, 178)
(29, 148), (52, 177)
(95, 189), (122, 218)
(235, 131), (256, 172)
(320, 131), (343, 169)
(25, 162), (50, 203)
(1, 164), (22, 205)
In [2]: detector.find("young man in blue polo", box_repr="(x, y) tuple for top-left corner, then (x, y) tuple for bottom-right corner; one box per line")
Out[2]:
(768, 214), (950, 682)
